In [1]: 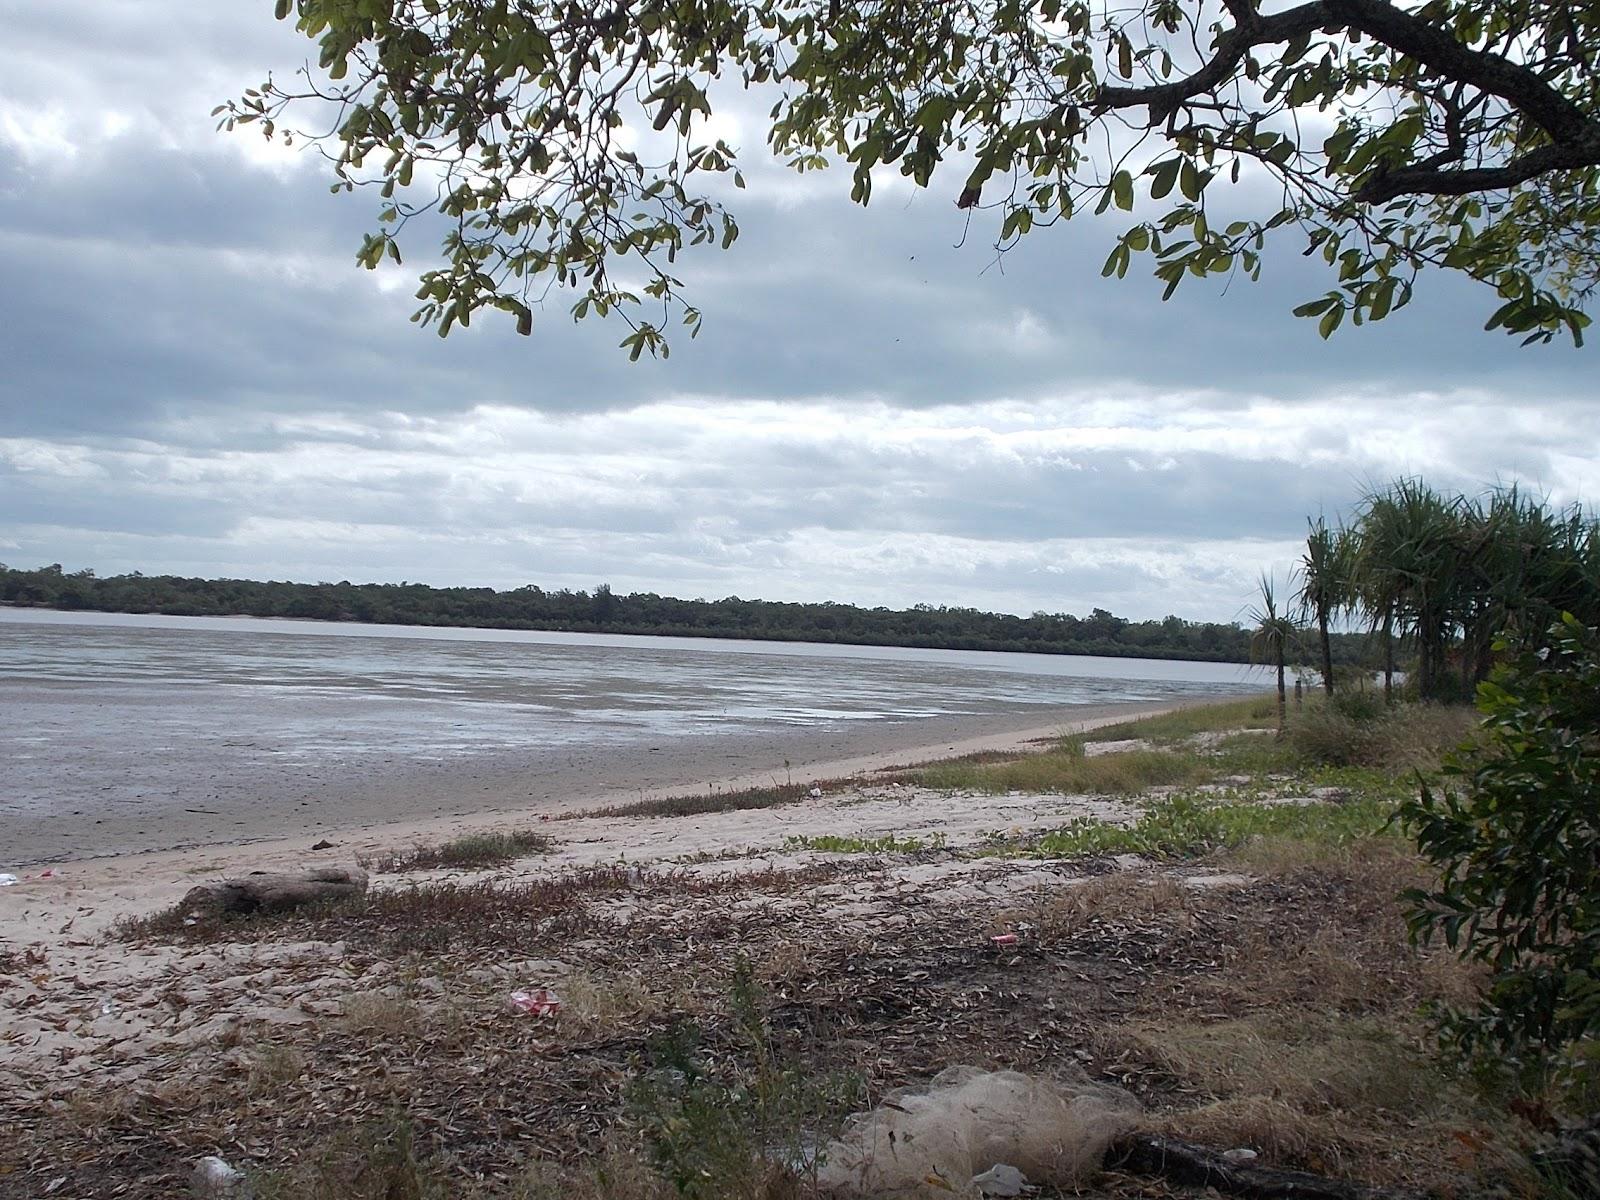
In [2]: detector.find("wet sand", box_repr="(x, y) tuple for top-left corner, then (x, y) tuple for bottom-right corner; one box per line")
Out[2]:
(2, 698), (1202, 867)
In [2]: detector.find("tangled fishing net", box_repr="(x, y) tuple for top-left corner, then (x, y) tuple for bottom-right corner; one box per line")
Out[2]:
(815, 1065), (1140, 1198)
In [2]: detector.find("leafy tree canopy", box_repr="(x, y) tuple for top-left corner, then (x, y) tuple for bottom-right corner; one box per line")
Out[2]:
(233, 0), (1600, 352)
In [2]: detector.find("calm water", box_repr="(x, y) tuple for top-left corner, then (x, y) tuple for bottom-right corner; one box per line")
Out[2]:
(0, 609), (1270, 858)
(1, 607), (1268, 752)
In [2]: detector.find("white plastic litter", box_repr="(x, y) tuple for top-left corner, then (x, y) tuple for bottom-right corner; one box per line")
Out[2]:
(0, 874), (18, 887)
(1222, 1147), (1259, 1163)
(191, 1155), (248, 1198)
(816, 1065), (1139, 1199)
(971, 1162), (1031, 1195)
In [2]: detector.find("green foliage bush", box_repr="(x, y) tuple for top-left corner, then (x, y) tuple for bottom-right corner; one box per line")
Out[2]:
(1025, 792), (1395, 860)
(1400, 617), (1600, 1082)
(629, 960), (860, 1198)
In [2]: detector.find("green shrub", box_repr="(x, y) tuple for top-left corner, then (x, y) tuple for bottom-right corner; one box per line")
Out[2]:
(629, 960), (861, 1198)
(1288, 706), (1384, 768)
(1025, 792), (1395, 860)
(1399, 616), (1600, 1083)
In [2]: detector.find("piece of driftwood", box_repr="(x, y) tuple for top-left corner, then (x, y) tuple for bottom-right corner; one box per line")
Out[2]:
(1107, 1134), (1425, 1200)
(180, 866), (368, 916)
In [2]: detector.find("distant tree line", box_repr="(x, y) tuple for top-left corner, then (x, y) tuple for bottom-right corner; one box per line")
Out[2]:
(0, 562), (1373, 665)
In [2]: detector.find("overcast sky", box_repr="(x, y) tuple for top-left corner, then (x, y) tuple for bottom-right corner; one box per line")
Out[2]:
(2, 4), (1595, 623)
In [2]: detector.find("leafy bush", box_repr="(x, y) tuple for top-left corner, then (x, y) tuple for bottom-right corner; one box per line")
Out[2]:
(629, 960), (861, 1199)
(1399, 616), (1600, 1081)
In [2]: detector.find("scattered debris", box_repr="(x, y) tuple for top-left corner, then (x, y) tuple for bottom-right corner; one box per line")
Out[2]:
(508, 987), (562, 1016)
(190, 1155), (248, 1198)
(177, 866), (368, 917)
(309, 839), (336, 851)
(817, 1066), (1138, 1198)
(971, 1162), (1031, 1196)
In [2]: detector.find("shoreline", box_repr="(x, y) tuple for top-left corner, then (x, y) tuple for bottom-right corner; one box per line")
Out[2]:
(3, 697), (1232, 868)
(0, 698), (1222, 938)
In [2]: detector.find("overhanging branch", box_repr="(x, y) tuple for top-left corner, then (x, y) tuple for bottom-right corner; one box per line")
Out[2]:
(1087, 0), (1600, 202)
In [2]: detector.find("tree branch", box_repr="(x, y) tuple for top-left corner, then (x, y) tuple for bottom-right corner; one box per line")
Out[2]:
(1325, 0), (1592, 144)
(1356, 139), (1600, 201)
(1094, 1), (1331, 125)
(1090, 0), (1600, 202)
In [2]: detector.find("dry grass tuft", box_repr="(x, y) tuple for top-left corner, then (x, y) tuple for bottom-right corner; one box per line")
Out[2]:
(1124, 1011), (1444, 1112)
(1288, 700), (1479, 773)
(1154, 1094), (1377, 1176)
(341, 992), (423, 1035)
(568, 779), (851, 821)
(1115, 1011), (1503, 1187)
(245, 1043), (308, 1095)
(557, 971), (694, 1033)
(364, 829), (554, 873)
(1009, 872), (1194, 942)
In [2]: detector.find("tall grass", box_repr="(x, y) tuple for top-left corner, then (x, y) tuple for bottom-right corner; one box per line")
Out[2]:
(1081, 696), (1278, 744)
(1288, 701), (1479, 772)
(905, 743), (1214, 795)
(365, 829), (554, 873)
(566, 780), (842, 820)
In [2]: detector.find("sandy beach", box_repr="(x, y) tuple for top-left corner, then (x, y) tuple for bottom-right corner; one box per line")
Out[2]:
(0, 700), (1198, 1100)
(2, 691), (1481, 1200)
(0, 698), (1198, 903)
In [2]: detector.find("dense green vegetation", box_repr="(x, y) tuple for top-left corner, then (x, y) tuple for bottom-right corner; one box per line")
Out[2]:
(1402, 615), (1600, 1087)
(0, 561), (1355, 663)
(1281, 481), (1600, 703)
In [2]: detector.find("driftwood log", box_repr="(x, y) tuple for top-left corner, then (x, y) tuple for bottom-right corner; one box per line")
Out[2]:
(1108, 1134), (1427, 1200)
(180, 866), (368, 917)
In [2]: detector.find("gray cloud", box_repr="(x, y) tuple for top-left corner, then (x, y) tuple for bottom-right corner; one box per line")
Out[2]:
(1, 1), (1596, 622)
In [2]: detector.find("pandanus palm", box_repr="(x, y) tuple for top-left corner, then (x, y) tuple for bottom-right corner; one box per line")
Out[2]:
(1297, 518), (1353, 696)
(1249, 575), (1298, 734)
(1352, 480), (1466, 702)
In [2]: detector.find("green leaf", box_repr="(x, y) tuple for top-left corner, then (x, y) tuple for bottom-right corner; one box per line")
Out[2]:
(1112, 170), (1133, 211)
(1148, 158), (1180, 201)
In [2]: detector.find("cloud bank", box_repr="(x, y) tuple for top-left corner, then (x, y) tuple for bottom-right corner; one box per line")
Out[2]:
(1, 3), (1593, 622)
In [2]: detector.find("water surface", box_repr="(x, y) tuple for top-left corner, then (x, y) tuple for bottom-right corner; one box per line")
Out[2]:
(0, 609), (1269, 861)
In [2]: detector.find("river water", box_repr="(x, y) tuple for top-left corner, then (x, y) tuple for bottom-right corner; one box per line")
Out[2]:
(0, 609), (1270, 862)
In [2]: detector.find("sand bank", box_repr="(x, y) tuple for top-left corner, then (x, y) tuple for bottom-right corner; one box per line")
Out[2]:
(4, 697), (1212, 867)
